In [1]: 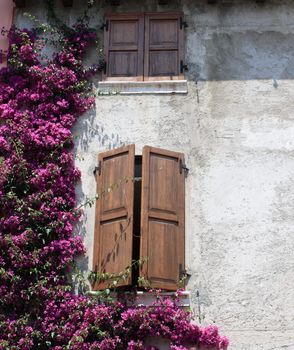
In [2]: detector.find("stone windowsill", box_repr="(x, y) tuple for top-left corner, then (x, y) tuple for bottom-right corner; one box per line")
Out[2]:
(97, 80), (188, 95)
(135, 290), (190, 308)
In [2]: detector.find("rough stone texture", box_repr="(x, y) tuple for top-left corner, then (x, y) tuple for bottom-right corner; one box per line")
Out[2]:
(14, 0), (294, 349)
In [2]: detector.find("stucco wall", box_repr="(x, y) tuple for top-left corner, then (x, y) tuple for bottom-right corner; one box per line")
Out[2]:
(15, 1), (294, 349)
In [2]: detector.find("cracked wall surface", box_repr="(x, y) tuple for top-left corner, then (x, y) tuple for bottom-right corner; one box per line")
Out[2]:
(15, 0), (294, 348)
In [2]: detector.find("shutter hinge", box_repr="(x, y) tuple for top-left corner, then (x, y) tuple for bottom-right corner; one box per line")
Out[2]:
(180, 17), (188, 30)
(180, 60), (189, 74)
(179, 265), (191, 280)
(93, 161), (101, 176)
(179, 159), (189, 177)
(102, 61), (107, 75)
(100, 20), (109, 31)
(179, 264), (187, 279)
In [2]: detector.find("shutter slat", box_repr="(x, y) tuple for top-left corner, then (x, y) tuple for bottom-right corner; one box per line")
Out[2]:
(140, 146), (185, 291)
(100, 208), (128, 222)
(93, 145), (135, 290)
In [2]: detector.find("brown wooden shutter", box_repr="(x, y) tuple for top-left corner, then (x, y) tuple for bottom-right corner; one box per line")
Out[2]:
(140, 146), (185, 290)
(104, 13), (144, 81)
(93, 145), (135, 290)
(144, 13), (184, 80)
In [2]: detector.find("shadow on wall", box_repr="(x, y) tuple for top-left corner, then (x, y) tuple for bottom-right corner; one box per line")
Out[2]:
(14, 0), (294, 82)
(190, 31), (294, 81)
(72, 99), (125, 289)
(72, 103), (125, 215)
(74, 107), (124, 153)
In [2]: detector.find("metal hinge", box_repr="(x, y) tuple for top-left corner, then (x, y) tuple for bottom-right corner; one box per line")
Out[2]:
(93, 161), (101, 176)
(180, 60), (189, 74)
(179, 264), (187, 279)
(179, 159), (189, 177)
(180, 17), (188, 30)
(100, 20), (109, 31)
(179, 265), (192, 281)
(102, 61), (107, 75)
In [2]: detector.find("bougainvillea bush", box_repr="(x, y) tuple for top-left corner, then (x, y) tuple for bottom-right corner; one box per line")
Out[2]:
(0, 11), (228, 350)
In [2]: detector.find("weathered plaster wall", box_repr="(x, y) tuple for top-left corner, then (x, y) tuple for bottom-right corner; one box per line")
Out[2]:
(15, 1), (294, 349)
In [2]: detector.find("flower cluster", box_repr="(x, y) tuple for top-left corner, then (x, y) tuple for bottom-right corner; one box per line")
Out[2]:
(0, 26), (92, 313)
(0, 293), (228, 350)
(0, 20), (228, 350)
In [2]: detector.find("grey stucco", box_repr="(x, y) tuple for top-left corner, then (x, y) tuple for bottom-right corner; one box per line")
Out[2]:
(15, 1), (294, 349)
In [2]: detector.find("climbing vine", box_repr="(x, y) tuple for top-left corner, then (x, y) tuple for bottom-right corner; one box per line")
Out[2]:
(0, 4), (228, 350)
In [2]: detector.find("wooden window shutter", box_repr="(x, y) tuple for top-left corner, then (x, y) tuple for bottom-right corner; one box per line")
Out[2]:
(140, 146), (185, 290)
(144, 13), (184, 80)
(104, 13), (144, 81)
(93, 145), (135, 290)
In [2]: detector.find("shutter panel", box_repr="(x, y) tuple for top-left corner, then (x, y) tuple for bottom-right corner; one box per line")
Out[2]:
(144, 13), (184, 80)
(140, 146), (185, 290)
(93, 145), (135, 290)
(0, 0), (14, 68)
(104, 13), (144, 81)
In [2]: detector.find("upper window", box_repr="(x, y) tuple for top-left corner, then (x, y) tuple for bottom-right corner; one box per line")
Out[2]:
(103, 12), (185, 81)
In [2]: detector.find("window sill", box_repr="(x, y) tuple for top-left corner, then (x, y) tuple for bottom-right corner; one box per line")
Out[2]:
(97, 80), (188, 95)
(135, 290), (190, 308)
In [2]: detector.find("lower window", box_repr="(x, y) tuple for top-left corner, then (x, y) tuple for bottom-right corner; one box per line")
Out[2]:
(92, 145), (185, 291)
